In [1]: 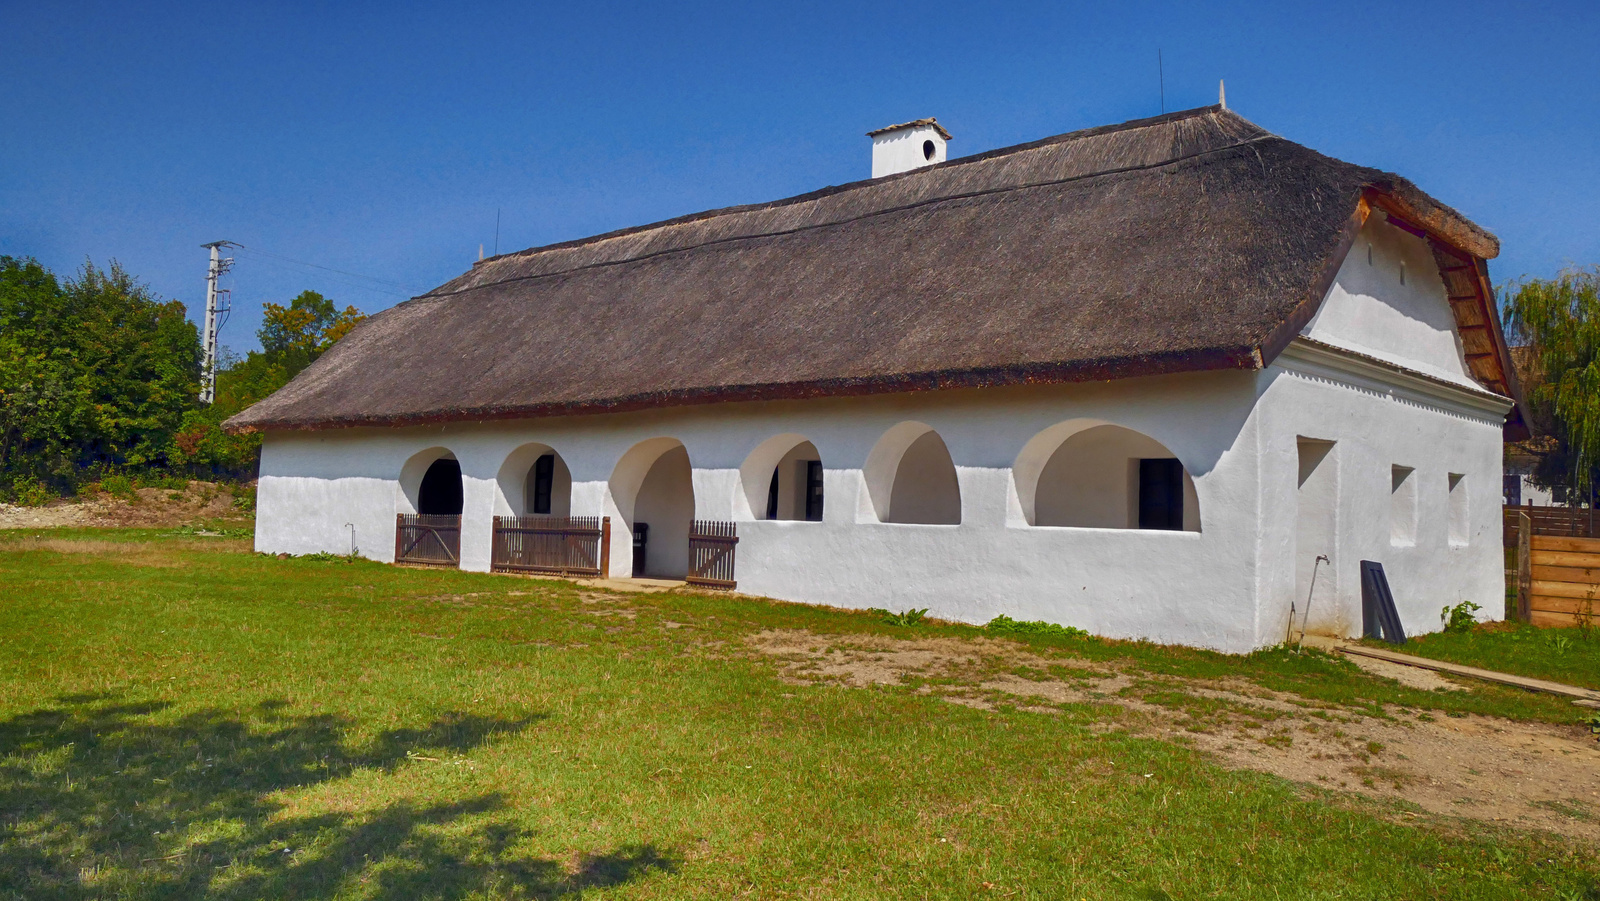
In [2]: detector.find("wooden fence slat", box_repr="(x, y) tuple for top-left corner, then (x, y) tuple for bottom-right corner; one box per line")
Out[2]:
(1531, 564), (1600, 583)
(1532, 608), (1595, 627)
(1530, 594), (1600, 614)
(1528, 580), (1600, 600)
(1530, 534), (1600, 553)
(1529, 550), (1600, 569)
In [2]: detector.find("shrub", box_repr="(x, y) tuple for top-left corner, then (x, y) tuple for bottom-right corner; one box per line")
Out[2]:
(8, 478), (55, 507)
(1440, 600), (1482, 634)
(986, 614), (1091, 639)
(233, 483), (257, 513)
(867, 607), (928, 627)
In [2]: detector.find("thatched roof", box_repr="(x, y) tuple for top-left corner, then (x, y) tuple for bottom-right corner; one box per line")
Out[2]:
(226, 105), (1516, 434)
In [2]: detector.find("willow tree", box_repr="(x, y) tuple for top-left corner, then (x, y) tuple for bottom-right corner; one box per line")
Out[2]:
(1503, 266), (1600, 498)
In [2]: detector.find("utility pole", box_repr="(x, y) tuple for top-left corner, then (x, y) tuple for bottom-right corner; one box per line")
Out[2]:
(200, 241), (236, 404)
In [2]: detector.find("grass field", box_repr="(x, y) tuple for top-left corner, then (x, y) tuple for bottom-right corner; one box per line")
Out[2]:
(1390, 621), (1600, 692)
(1, 528), (1597, 900)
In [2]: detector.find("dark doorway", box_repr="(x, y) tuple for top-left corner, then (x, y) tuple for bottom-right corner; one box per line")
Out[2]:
(805, 460), (824, 521)
(531, 454), (555, 515)
(417, 458), (464, 515)
(1138, 458), (1184, 530)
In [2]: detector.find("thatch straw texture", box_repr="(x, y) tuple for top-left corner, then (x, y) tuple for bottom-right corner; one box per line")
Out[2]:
(226, 106), (1502, 433)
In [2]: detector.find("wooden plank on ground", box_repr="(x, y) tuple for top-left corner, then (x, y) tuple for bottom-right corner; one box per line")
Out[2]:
(1338, 644), (1600, 701)
(1531, 535), (1600, 553)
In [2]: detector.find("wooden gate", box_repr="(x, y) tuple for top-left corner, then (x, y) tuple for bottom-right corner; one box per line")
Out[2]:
(1529, 535), (1600, 627)
(491, 515), (609, 577)
(686, 520), (738, 590)
(395, 513), (461, 567)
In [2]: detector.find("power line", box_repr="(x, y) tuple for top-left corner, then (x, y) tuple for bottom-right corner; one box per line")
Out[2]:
(229, 245), (423, 296)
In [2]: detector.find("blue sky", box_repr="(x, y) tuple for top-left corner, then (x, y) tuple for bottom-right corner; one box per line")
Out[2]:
(3, 1), (1596, 354)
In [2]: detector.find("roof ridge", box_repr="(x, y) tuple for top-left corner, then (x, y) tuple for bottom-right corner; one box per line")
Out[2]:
(418, 111), (1268, 301)
(460, 105), (1237, 277)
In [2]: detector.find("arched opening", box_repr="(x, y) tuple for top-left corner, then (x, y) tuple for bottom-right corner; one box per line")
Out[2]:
(740, 434), (823, 522)
(864, 422), (961, 525)
(495, 443), (572, 517)
(418, 459), (463, 515)
(609, 438), (695, 579)
(1024, 423), (1199, 531)
(399, 447), (462, 515)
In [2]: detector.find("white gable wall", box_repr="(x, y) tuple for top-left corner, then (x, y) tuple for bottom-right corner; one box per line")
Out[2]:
(1301, 216), (1475, 386)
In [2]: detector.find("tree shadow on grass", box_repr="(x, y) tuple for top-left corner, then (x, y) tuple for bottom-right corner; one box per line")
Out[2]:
(0, 696), (677, 899)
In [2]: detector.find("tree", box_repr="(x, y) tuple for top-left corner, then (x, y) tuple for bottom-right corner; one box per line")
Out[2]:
(0, 257), (199, 494)
(1502, 266), (1600, 499)
(166, 291), (364, 475)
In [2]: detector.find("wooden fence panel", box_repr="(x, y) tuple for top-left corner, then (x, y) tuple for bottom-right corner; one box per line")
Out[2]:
(1504, 505), (1599, 547)
(395, 514), (461, 567)
(686, 520), (738, 590)
(491, 515), (606, 577)
(1527, 534), (1600, 627)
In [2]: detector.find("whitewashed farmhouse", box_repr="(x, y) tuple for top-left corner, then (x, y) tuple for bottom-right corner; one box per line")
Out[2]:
(228, 105), (1523, 652)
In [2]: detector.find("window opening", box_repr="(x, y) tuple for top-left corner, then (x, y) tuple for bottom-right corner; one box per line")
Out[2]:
(1137, 458), (1184, 530)
(532, 454), (555, 515)
(1390, 465), (1416, 546)
(766, 468), (780, 520)
(1448, 473), (1468, 546)
(805, 460), (824, 521)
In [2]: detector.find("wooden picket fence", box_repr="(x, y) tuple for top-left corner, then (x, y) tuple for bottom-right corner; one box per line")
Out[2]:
(395, 514), (461, 567)
(491, 515), (609, 578)
(686, 520), (739, 590)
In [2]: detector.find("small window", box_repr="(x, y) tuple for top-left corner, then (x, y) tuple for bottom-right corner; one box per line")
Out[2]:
(1390, 466), (1416, 546)
(530, 454), (555, 514)
(1138, 458), (1184, 530)
(805, 460), (824, 521)
(922, 139), (936, 160)
(1448, 473), (1468, 546)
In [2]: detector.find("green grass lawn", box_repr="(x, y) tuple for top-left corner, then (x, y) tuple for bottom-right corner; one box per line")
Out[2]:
(1391, 621), (1600, 692)
(1, 529), (1596, 900)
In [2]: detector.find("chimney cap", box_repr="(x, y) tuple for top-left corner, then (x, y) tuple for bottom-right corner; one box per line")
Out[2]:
(866, 117), (953, 141)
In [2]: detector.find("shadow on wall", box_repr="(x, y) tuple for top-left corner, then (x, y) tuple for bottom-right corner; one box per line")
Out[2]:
(0, 695), (677, 899)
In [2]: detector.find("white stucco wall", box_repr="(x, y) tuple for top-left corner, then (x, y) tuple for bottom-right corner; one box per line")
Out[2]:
(1301, 216), (1476, 387)
(1259, 340), (1510, 642)
(870, 124), (948, 178)
(257, 371), (1275, 651)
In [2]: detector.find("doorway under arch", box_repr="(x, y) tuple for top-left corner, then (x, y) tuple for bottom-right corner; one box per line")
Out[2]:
(400, 448), (463, 516)
(610, 438), (695, 578)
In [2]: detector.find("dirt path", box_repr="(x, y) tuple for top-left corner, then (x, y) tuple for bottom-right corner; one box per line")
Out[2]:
(0, 482), (247, 530)
(750, 629), (1600, 843)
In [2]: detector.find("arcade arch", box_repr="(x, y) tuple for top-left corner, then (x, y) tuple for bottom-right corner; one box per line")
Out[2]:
(863, 422), (961, 525)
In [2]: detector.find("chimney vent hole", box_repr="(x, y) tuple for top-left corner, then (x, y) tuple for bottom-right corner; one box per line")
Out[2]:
(922, 140), (936, 161)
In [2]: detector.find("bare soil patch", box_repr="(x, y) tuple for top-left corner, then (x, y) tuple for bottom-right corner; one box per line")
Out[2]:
(750, 629), (1600, 842)
(0, 482), (246, 530)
